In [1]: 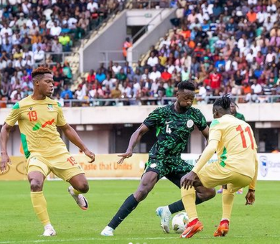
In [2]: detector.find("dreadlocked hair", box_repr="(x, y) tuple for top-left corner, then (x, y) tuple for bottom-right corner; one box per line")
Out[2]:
(177, 80), (195, 91)
(31, 67), (52, 79)
(213, 94), (231, 110)
(231, 99), (239, 109)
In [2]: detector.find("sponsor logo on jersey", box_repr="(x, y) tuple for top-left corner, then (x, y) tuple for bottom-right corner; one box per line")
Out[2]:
(186, 120), (194, 128)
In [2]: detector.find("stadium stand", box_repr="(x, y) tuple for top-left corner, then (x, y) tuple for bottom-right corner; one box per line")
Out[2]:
(0, 0), (280, 106)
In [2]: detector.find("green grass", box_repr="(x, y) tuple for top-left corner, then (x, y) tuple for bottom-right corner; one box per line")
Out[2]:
(0, 180), (279, 244)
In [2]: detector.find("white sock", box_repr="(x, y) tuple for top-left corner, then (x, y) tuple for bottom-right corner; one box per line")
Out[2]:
(44, 223), (53, 230)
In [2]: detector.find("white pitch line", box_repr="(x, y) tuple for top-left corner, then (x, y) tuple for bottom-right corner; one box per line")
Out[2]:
(0, 237), (177, 244)
(0, 235), (279, 244)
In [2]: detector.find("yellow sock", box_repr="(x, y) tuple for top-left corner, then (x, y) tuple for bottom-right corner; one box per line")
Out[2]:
(222, 188), (235, 220)
(30, 191), (50, 226)
(73, 188), (82, 195)
(181, 187), (198, 222)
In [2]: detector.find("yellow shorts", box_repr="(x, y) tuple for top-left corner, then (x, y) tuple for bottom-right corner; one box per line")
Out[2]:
(197, 161), (252, 193)
(27, 153), (84, 181)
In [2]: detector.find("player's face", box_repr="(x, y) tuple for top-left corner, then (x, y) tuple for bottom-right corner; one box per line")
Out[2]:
(39, 74), (54, 97)
(213, 106), (222, 119)
(213, 107), (218, 119)
(230, 103), (236, 114)
(177, 90), (195, 109)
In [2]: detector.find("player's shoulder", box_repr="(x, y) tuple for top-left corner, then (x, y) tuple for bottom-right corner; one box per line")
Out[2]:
(210, 114), (232, 128)
(210, 118), (220, 128)
(12, 96), (33, 109)
(45, 97), (62, 107)
(153, 104), (171, 114)
(190, 106), (203, 115)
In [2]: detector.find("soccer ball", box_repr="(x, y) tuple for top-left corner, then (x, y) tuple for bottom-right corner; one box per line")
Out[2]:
(171, 212), (189, 233)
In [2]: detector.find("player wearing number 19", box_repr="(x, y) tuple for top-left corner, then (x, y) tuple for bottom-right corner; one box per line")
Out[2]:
(0, 67), (95, 236)
(180, 95), (258, 238)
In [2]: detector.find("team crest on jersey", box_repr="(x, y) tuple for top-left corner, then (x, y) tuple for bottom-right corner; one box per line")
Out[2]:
(150, 163), (157, 168)
(47, 104), (54, 111)
(186, 120), (194, 128)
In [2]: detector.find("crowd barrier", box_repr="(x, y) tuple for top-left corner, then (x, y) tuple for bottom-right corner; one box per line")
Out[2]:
(0, 154), (279, 181)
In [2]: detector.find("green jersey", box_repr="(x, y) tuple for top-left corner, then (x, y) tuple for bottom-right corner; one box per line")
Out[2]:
(143, 104), (207, 159)
(234, 112), (245, 121)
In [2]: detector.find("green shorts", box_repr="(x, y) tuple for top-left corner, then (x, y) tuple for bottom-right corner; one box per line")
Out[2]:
(144, 156), (194, 188)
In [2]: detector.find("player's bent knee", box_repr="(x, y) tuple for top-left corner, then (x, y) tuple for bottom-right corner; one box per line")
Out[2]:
(30, 179), (43, 192)
(208, 188), (216, 199)
(134, 188), (150, 202)
(197, 188), (216, 202)
(76, 183), (89, 193)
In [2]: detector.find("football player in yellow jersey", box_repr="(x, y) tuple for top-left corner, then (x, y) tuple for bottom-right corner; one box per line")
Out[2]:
(179, 95), (258, 239)
(0, 67), (95, 237)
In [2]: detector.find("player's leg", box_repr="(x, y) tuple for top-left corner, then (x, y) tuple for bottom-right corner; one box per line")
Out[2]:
(156, 161), (215, 234)
(181, 161), (228, 238)
(50, 153), (89, 210)
(180, 177), (204, 238)
(214, 173), (252, 237)
(68, 173), (89, 210)
(27, 157), (55, 236)
(101, 170), (158, 236)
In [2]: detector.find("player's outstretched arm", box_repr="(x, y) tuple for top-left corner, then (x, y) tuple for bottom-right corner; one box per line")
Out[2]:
(245, 189), (255, 205)
(0, 123), (13, 173)
(246, 153), (258, 205)
(118, 123), (149, 164)
(201, 126), (209, 141)
(58, 123), (95, 163)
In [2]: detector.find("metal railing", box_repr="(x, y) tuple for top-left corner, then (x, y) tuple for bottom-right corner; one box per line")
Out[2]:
(130, 0), (172, 9)
(33, 52), (78, 67)
(2, 95), (280, 108)
(99, 50), (139, 67)
(80, 3), (126, 48)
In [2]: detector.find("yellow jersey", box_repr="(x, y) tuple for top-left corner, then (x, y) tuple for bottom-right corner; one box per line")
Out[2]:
(5, 95), (68, 159)
(209, 114), (257, 179)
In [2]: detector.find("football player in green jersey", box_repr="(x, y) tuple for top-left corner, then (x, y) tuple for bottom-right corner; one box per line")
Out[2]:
(101, 81), (216, 236)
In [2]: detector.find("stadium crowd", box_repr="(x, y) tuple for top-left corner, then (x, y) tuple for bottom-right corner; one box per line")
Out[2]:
(1, 0), (280, 106)
(69, 0), (280, 106)
(0, 0), (121, 106)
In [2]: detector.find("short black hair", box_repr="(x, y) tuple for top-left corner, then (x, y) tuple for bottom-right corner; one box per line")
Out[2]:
(31, 67), (52, 79)
(177, 81), (195, 91)
(213, 95), (231, 110)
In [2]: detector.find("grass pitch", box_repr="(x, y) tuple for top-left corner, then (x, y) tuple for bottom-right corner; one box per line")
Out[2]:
(0, 180), (279, 244)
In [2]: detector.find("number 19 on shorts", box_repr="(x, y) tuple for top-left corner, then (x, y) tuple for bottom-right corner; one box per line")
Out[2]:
(67, 156), (77, 166)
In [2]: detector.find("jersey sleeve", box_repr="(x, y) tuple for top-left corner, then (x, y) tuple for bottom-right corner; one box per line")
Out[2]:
(240, 114), (245, 121)
(209, 119), (222, 141)
(56, 103), (67, 127)
(193, 109), (207, 131)
(5, 102), (21, 126)
(143, 107), (163, 128)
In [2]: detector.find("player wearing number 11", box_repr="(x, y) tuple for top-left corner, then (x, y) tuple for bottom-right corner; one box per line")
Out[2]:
(180, 95), (258, 238)
(0, 67), (95, 236)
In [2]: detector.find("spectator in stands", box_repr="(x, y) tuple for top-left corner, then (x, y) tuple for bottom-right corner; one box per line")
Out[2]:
(123, 37), (132, 60)
(60, 84), (73, 99)
(147, 51), (159, 68)
(59, 32), (71, 52)
(33, 46), (45, 63)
